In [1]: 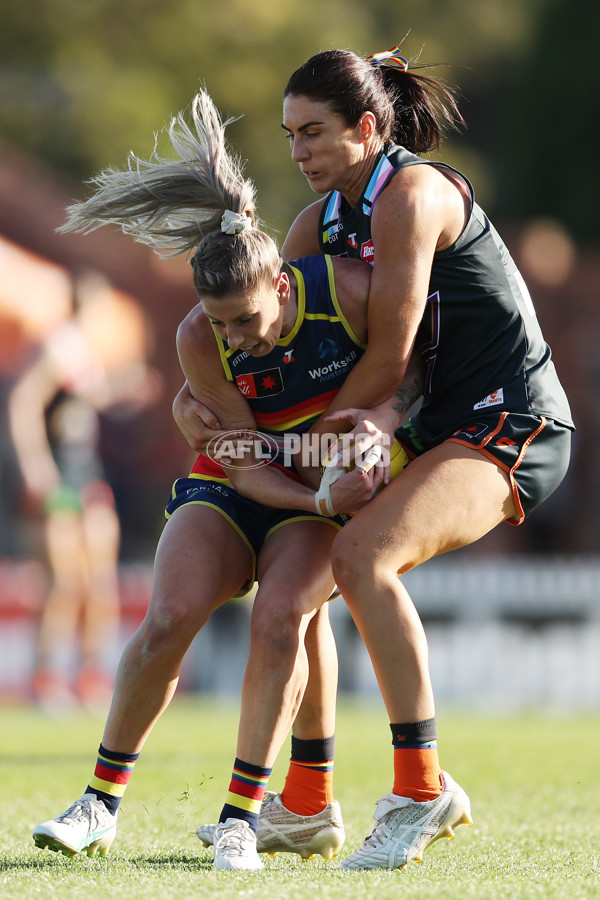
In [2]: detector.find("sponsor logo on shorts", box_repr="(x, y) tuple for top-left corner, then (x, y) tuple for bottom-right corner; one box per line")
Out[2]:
(454, 422), (490, 441)
(186, 482), (231, 498)
(474, 388), (504, 410)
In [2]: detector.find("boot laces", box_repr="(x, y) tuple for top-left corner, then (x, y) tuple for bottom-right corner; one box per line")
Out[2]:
(218, 822), (251, 856)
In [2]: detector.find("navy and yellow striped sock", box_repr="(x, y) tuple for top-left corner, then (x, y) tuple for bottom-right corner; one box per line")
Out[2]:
(219, 758), (272, 832)
(86, 743), (139, 816)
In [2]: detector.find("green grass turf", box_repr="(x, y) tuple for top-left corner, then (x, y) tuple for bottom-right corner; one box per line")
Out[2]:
(1, 696), (599, 899)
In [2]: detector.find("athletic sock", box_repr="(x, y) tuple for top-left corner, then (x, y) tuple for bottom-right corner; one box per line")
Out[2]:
(219, 758), (272, 832)
(390, 719), (443, 802)
(86, 743), (140, 815)
(280, 735), (335, 815)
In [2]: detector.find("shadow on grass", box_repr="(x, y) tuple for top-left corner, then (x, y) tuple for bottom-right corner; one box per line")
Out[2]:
(128, 851), (213, 871)
(0, 850), (213, 873)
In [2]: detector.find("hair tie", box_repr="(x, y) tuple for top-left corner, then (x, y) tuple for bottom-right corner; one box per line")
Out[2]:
(221, 209), (252, 235)
(366, 46), (408, 72)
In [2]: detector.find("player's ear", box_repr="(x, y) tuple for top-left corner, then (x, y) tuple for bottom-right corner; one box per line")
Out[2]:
(275, 271), (291, 306)
(358, 111), (377, 143)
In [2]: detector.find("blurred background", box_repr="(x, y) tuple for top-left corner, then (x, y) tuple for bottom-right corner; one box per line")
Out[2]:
(0, 0), (598, 712)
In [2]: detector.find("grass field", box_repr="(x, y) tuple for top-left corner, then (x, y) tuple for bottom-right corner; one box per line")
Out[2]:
(1, 696), (598, 899)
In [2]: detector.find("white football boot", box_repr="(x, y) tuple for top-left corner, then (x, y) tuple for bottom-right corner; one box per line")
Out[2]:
(340, 771), (472, 871)
(33, 794), (117, 858)
(197, 791), (345, 860)
(213, 818), (264, 871)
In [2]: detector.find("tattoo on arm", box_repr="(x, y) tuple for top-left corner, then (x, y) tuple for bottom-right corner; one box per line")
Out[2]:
(392, 373), (423, 416)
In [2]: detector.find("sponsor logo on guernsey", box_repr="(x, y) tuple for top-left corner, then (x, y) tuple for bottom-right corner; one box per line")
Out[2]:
(473, 388), (504, 410)
(318, 338), (339, 359)
(235, 367), (283, 398)
(348, 232), (358, 249)
(360, 240), (375, 264)
(283, 349), (294, 365)
(231, 351), (249, 367)
(322, 223), (341, 244)
(309, 349), (359, 382)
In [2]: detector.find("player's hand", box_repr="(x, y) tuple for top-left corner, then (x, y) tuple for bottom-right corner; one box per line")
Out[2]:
(21, 459), (61, 515)
(324, 408), (392, 484)
(315, 441), (387, 516)
(328, 464), (382, 514)
(172, 381), (222, 453)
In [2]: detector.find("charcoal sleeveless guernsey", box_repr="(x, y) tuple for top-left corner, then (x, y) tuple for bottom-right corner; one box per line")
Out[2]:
(191, 254), (365, 480)
(318, 144), (573, 444)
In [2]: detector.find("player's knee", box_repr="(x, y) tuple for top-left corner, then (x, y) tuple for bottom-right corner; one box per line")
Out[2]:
(142, 595), (206, 654)
(250, 594), (302, 658)
(331, 526), (413, 597)
(331, 529), (377, 596)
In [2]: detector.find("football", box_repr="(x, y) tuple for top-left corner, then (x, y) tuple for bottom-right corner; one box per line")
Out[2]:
(389, 437), (410, 480)
(359, 437), (409, 482)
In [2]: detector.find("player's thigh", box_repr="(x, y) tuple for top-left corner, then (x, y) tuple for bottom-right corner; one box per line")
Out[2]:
(45, 510), (86, 578)
(150, 503), (254, 626)
(339, 441), (517, 573)
(256, 519), (338, 616)
(81, 501), (120, 564)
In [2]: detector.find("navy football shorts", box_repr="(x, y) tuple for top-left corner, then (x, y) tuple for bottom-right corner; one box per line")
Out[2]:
(165, 474), (345, 593)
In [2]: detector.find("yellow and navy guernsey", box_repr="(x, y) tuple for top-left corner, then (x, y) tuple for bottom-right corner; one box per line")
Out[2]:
(190, 254), (365, 482)
(317, 144), (574, 445)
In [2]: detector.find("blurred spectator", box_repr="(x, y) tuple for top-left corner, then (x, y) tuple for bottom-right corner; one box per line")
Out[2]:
(8, 272), (160, 713)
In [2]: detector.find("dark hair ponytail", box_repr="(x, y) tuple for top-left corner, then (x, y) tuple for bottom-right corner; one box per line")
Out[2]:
(381, 65), (465, 152)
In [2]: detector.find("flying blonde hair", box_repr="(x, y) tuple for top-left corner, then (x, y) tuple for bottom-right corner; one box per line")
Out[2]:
(59, 90), (258, 257)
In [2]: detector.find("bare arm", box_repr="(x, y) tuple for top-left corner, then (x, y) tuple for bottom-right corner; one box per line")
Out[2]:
(8, 352), (62, 500)
(281, 200), (324, 259)
(323, 170), (441, 415)
(287, 166), (464, 426)
(177, 306), (318, 511)
(325, 166), (470, 417)
(174, 201), (326, 453)
(178, 307), (377, 516)
(172, 379), (223, 453)
(295, 251), (425, 480)
(174, 165), (442, 478)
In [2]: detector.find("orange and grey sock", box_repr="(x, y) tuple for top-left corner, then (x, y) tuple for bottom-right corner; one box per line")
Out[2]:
(390, 719), (443, 802)
(281, 735), (335, 816)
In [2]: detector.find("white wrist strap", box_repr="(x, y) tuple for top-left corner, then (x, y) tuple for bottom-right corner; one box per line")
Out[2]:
(314, 454), (344, 516)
